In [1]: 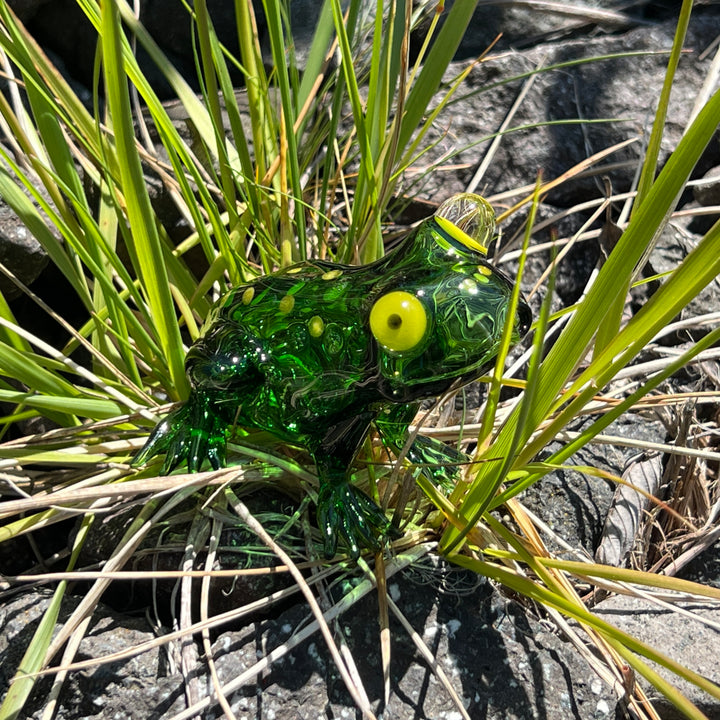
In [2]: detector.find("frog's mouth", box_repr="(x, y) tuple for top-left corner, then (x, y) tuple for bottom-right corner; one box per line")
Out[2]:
(373, 342), (501, 403)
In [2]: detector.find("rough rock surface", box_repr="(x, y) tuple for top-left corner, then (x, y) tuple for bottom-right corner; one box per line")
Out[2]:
(3, 558), (619, 720)
(521, 412), (668, 557)
(594, 594), (720, 720)
(0, 201), (48, 299)
(409, 11), (720, 210)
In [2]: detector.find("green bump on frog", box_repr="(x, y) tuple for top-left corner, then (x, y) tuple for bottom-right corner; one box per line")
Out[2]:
(133, 193), (532, 560)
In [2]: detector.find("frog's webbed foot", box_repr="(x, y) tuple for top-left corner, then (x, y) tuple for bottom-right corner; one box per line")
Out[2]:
(376, 405), (467, 492)
(316, 482), (400, 560)
(405, 435), (467, 492)
(132, 394), (227, 474)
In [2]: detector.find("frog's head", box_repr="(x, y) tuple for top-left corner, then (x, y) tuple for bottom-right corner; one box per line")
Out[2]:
(369, 194), (532, 400)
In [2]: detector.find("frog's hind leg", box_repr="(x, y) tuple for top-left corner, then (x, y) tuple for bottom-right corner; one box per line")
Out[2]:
(316, 481), (398, 560)
(375, 404), (468, 491)
(313, 411), (399, 560)
(133, 392), (227, 474)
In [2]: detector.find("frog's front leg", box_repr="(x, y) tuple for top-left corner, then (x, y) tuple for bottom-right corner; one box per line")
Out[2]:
(132, 391), (227, 473)
(375, 404), (467, 491)
(133, 324), (255, 474)
(313, 412), (399, 560)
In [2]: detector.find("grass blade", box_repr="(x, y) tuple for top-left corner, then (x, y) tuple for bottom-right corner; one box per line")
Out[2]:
(100, 0), (188, 399)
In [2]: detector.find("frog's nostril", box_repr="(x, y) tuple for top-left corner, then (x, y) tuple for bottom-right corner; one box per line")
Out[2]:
(517, 301), (532, 337)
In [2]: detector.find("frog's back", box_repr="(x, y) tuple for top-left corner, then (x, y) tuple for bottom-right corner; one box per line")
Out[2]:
(220, 261), (375, 369)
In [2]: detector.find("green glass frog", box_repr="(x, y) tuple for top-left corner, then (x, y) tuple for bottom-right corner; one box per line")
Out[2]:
(133, 194), (531, 559)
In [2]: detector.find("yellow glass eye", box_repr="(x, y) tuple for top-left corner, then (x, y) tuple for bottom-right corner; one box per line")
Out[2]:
(370, 291), (428, 353)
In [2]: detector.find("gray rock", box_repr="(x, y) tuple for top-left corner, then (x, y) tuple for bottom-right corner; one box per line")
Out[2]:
(0, 199), (48, 300)
(0, 587), (192, 720)
(594, 593), (720, 719)
(409, 11), (720, 208)
(694, 165), (720, 207)
(521, 412), (667, 556)
(203, 560), (617, 719)
(682, 539), (720, 589)
(1, 557), (620, 720)
(451, 0), (647, 58)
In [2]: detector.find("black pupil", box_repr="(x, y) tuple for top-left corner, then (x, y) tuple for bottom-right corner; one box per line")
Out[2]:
(387, 313), (402, 330)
